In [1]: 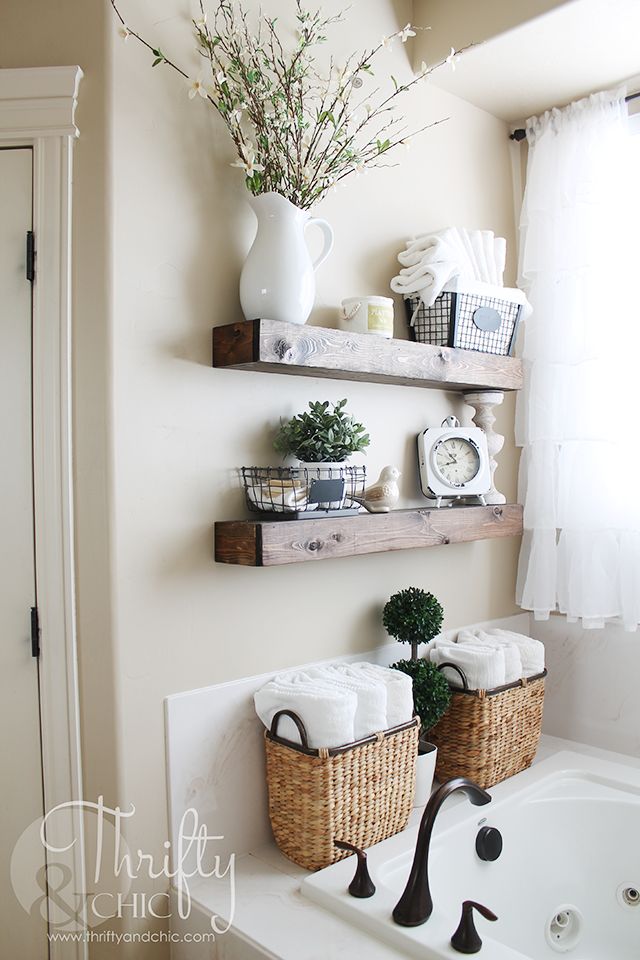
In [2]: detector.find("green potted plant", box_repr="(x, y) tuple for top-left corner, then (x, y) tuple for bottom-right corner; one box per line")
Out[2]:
(274, 399), (369, 508)
(383, 587), (450, 804)
(274, 399), (369, 463)
(383, 587), (445, 663)
(389, 658), (451, 738)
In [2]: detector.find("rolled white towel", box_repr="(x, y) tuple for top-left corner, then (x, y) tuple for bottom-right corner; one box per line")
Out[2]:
(430, 636), (459, 652)
(390, 260), (460, 306)
(494, 236), (507, 286)
(254, 674), (357, 748)
(481, 230), (498, 285)
(392, 259), (455, 290)
(468, 230), (491, 284)
(305, 664), (388, 740)
(398, 228), (476, 277)
(456, 229), (482, 281)
(246, 481), (313, 512)
(430, 642), (506, 690)
(397, 236), (446, 267)
(425, 632), (453, 656)
(347, 662), (414, 727)
(452, 227), (482, 279)
(488, 630), (545, 677)
(457, 629), (522, 684)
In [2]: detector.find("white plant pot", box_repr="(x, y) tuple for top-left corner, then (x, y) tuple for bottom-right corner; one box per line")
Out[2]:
(297, 461), (349, 509)
(414, 742), (437, 807)
(240, 192), (334, 326)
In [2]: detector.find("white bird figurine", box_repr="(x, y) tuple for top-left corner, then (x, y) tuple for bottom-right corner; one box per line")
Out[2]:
(353, 465), (401, 513)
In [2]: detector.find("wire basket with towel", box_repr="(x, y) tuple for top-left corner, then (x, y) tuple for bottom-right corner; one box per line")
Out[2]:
(426, 628), (546, 788)
(391, 227), (531, 356)
(241, 465), (366, 518)
(406, 279), (526, 356)
(255, 662), (418, 870)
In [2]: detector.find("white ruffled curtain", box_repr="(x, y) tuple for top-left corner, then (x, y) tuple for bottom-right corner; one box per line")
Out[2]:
(516, 88), (640, 630)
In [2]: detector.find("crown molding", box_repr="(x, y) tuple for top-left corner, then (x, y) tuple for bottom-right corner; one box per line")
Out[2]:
(0, 65), (83, 138)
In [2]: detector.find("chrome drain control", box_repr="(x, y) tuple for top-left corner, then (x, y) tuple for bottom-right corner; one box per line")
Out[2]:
(617, 883), (640, 908)
(545, 904), (583, 953)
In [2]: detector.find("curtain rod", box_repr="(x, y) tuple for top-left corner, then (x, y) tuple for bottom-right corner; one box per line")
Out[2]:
(509, 90), (640, 141)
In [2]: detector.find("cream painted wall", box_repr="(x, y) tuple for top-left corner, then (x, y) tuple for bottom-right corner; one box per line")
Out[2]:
(1, 1), (522, 957)
(109, 1), (520, 954)
(413, 0), (573, 64)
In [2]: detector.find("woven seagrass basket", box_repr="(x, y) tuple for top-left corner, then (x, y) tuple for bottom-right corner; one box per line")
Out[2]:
(264, 709), (419, 871)
(428, 663), (547, 789)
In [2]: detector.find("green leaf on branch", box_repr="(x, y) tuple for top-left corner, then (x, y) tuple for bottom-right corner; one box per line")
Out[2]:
(390, 658), (450, 736)
(246, 170), (263, 193)
(318, 110), (336, 125)
(273, 398), (370, 462)
(112, 0), (446, 210)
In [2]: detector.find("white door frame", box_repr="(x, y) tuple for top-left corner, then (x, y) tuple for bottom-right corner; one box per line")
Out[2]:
(0, 66), (85, 960)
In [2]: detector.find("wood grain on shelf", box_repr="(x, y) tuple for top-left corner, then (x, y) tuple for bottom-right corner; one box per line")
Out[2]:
(214, 504), (523, 567)
(212, 319), (523, 392)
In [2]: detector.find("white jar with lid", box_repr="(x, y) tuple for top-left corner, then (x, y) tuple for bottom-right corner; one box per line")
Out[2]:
(338, 296), (394, 339)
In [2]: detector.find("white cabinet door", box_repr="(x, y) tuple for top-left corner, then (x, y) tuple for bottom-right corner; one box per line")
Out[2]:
(0, 147), (48, 958)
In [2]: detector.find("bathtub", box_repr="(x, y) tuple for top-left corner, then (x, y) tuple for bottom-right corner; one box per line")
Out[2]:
(302, 750), (640, 959)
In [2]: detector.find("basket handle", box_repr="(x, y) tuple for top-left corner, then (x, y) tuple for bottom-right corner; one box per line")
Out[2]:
(437, 661), (469, 690)
(269, 709), (310, 748)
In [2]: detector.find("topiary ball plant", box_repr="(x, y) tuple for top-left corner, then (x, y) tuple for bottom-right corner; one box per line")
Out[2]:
(273, 399), (370, 463)
(391, 658), (451, 739)
(383, 587), (444, 662)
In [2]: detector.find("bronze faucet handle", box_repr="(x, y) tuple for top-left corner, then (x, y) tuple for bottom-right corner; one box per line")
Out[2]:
(450, 900), (498, 954)
(334, 840), (376, 898)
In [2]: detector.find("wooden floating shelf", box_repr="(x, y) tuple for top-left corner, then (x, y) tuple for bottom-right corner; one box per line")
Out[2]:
(212, 319), (523, 393)
(214, 504), (523, 567)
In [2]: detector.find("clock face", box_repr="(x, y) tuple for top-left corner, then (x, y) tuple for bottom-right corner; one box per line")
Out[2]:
(432, 437), (481, 487)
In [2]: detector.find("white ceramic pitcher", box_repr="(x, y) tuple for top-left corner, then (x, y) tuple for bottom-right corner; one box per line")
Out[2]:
(239, 192), (334, 326)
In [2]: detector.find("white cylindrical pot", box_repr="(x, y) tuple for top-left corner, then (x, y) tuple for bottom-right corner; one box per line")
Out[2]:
(297, 462), (348, 509)
(240, 192), (334, 326)
(414, 742), (437, 807)
(339, 296), (394, 338)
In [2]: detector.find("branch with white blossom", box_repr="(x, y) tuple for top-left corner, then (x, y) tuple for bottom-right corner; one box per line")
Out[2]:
(109, 0), (467, 208)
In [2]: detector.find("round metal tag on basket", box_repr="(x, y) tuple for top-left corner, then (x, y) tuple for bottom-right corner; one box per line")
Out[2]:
(472, 306), (502, 332)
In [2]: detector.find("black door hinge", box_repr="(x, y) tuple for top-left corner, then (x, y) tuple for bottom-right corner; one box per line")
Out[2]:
(26, 231), (35, 282)
(31, 606), (40, 658)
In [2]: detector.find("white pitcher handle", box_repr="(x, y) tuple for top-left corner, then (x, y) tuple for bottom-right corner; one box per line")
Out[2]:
(306, 217), (334, 271)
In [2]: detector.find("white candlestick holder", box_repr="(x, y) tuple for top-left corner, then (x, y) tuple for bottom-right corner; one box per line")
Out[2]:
(463, 390), (506, 505)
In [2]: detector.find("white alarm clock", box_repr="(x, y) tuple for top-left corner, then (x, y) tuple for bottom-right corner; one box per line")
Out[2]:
(417, 416), (491, 507)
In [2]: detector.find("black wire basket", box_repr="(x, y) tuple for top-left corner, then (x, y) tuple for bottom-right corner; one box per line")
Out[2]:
(406, 289), (522, 356)
(241, 465), (366, 519)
